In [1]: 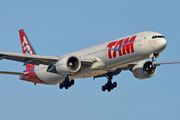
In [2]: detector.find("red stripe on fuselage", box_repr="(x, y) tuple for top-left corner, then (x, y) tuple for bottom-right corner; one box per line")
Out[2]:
(20, 66), (44, 84)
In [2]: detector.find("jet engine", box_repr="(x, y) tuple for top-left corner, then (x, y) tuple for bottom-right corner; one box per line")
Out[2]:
(47, 56), (81, 75)
(132, 60), (157, 79)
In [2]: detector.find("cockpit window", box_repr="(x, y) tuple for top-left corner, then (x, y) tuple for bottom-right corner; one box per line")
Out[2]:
(152, 36), (165, 39)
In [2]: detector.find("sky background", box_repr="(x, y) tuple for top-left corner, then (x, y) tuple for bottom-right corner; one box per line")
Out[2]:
(0, 0), (180, 120)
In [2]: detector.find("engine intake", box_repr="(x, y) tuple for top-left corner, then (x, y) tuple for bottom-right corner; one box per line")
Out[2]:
(132, 61), (157, 79)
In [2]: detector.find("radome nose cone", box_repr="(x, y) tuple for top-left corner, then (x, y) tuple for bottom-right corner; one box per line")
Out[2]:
(160, 39), (167, 49)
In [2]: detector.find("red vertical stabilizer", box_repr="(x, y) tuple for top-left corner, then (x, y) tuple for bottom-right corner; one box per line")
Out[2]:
(19, 29), (37, 69)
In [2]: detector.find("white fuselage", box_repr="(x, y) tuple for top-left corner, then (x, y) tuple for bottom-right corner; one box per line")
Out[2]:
(34, 31), (167, 84)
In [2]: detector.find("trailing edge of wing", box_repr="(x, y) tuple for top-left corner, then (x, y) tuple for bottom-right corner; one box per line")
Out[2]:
(0, 71), (29, 76)
(0, 51), (60, 65)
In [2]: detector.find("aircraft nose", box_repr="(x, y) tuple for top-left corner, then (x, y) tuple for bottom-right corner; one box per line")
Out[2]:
(160, 38), (167, 49)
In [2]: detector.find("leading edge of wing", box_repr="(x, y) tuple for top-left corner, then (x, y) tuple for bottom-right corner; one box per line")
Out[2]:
(0, 51), (60, 65)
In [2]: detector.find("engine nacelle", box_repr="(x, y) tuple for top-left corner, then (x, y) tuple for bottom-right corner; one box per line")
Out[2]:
(48, 56), (81, 75)
(132, 60), (157, 79)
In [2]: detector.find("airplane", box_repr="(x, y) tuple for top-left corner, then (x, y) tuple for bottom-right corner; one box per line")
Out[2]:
(0, 29), (179, 92)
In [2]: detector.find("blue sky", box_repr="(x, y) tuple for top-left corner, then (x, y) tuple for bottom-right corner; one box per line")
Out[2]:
(0, 0), (180, 120)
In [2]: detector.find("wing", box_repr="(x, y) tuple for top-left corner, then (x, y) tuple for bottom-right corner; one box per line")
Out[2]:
(0, 51), (60, 65)
(123, 61), (180, 70)
(94, 60), (180, 79)
(0, 51), (94, 67)
(0, 51), (94, 76)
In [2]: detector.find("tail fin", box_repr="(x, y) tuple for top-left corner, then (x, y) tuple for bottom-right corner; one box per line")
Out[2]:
(19, 29), (37, 68)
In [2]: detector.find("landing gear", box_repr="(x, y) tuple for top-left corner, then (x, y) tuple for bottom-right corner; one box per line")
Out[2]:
(102, 72), (117, 92)
(151, 53), (159, 62)
(59, 75), (75, 89)
(151, 53), (159, 68)
(102, 81), (117, 92)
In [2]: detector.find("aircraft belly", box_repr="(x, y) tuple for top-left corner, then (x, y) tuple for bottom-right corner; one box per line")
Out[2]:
(70, 69), (107, 78)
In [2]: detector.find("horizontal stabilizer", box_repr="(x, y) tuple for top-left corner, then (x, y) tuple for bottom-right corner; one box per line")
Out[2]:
(0, 71), (28, 76)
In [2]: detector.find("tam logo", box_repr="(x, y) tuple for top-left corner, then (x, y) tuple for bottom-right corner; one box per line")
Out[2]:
(21, 36), (33, 54)
(107, 35), (137, 59)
